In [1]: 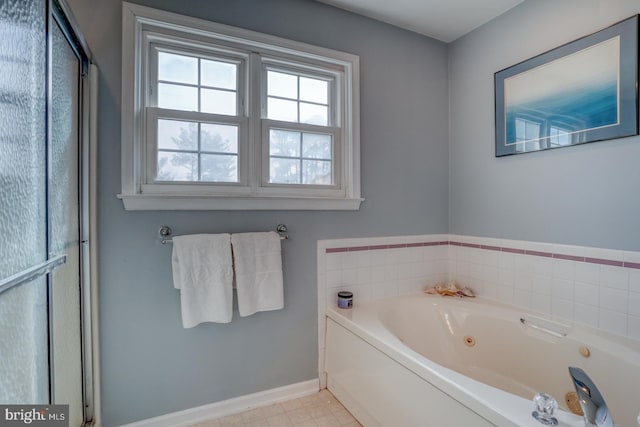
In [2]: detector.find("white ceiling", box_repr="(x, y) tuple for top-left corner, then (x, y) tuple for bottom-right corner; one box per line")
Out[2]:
(316, 0), (525, 43)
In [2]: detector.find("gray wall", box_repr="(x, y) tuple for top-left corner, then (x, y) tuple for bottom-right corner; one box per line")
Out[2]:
(65, 0), (449, 424)
(449, 0), (640, 251)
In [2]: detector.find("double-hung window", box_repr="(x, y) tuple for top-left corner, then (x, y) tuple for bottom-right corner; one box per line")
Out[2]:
(120, 3), (361, 210)
(147, 46), (246, 187)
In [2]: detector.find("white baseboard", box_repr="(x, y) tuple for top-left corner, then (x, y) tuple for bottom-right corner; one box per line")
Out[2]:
(116, 379), (320, 427)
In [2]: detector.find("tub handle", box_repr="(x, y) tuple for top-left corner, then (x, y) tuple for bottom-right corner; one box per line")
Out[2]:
(520, 317), (567, 338)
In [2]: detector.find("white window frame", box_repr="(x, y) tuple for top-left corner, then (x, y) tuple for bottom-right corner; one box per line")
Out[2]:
(119, 2), (362, 210)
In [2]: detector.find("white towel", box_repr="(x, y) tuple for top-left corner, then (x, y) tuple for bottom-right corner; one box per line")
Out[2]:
(172, 234), (233, 327)
(231, 232), (284, 317)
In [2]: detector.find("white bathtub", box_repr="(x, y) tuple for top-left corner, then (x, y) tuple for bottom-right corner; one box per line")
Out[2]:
(324, 294), (640, 427)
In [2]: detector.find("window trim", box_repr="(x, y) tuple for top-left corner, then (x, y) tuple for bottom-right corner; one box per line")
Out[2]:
(120, 2), (362, 210)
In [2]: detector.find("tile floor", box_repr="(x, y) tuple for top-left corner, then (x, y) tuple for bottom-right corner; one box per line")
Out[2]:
(191, 390), (361, 427)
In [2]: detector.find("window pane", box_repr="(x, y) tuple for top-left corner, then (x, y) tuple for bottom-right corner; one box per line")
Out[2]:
(158, 120), (197, 150)
(300, 77), (327, 104)
(270, 130), (300, 157)
(201, 154), (238, 182)
(157, 151), (198, 181)
(525, 121), (539, 140)
(201, 59), (236, 90)
(302, 160), (332, 185)
(201, 88), (236, 115)
(267, 70), (297, 99)
(158, 83), (198, 111)
(158, 52), (198, 85)
(302, 133), (331, 159)
(270, 158), (300, 184)
(201, 123), (238, 153)
(550, 126), (570, 146)
(268, 97), (298, 122)
(300, 102), (328, 125)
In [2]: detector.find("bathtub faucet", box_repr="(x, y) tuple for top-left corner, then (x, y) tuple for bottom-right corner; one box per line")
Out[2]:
(568, 367), (614, 427)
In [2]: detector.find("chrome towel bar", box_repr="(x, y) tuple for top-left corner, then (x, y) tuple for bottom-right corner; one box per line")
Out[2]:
(159, 224), (289, 245)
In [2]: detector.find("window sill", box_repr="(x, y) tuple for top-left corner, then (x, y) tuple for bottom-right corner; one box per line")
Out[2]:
(117, 193), (364, 211)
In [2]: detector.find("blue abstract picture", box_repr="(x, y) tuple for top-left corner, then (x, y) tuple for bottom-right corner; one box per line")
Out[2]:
(495, 15), (638, 157)
(505, 37), (619, 148)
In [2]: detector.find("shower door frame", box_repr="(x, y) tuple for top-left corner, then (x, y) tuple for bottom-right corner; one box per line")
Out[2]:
(47, 0), (98, 424)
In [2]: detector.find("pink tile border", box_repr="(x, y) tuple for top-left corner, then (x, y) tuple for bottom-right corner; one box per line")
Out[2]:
(324, 241), (450, 253)
(325, 240), (640, 270)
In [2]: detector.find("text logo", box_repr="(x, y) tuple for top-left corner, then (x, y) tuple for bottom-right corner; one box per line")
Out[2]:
(0, 405), (68, 426)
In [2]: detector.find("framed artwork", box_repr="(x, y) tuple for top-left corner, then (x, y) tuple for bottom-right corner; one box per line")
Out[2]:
(495, 15), (639, 157)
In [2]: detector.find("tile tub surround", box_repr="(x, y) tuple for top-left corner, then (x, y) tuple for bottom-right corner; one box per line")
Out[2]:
(317, 234), (640, 386)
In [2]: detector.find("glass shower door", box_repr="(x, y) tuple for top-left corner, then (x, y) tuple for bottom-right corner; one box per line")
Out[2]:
(0, 1), (92, 424)
(0, 0), (50, 405)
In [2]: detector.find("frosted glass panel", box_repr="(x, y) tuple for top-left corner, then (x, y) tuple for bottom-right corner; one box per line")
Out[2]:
(50, 21), (83, 426)
(0, 0), (47, 278)
(0, 0), (49, 404)
(0, 278), (49, 403)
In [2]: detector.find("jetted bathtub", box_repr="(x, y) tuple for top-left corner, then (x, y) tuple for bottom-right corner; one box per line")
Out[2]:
(324, 294), (640, 427)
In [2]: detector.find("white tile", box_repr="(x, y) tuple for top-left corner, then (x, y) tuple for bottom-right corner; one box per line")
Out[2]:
(481, 265), (500, 284)
(398, 279), (423, 295)
(477, 249), (496, 267)
(498, 268), (516, 288)
(628, 291), (640, 317)
(552, 243), (585, 258)
(325, 253), (342, 271)
(401, 247), (423, 263)
(496, 285), (514, 304)
(482, 282), (498, 300)
(551, 278), (574, 301)
(573, 303), (598, 328)
(574, 261), (599, 285)
(370, 265), (389, 281)
(514, 271), (533, 291)
(599, 308), (627, 336)
(624, 250), (640, 264)
(423, 246), (444, 261)
(317, 252), (326, 273)
(354, 284), (372, 303)
(398, 262), (423, 280)
(342, 251), (371, 269)
(532, 274), (552, 296)
(629, 269), (640, 293)
(583, 246), (624, 263)
(371, 282), (389, 300)
(447, 260), (457, 276)
(513, 289), (532, 309)
(599, 287), (628, 312)
(628, 315), (640, 341)
(598, 265), (629, 290)
(574, 282), (599, 307)
(531, 256), (554, 276)
(356, 267), (372, 285)
(515, 253), (535, 274)
(341, 268), (358, 286)
(530, 293), (552, 316)
(464, 246), (484, 264)
(326, 270), (341, 287)
(369, 249), (391, 266)
(551, 298), (573, 321)
(382, 282), (399, 297)
(499, 252), (518, 271)
(552, 258), (575, 281)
